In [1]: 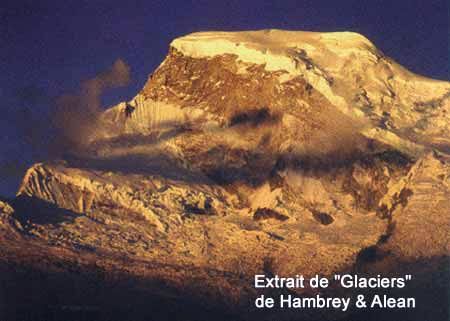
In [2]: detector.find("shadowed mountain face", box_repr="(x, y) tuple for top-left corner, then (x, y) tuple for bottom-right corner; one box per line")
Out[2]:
(1, 30), (449, 321)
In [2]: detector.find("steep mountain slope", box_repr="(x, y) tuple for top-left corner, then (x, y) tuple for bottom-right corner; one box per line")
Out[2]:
(97, 30), (450, 156)
(1, 30), (449, 321)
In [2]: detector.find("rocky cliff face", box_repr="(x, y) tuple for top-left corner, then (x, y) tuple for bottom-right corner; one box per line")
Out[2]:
(2, 30), (449, 321)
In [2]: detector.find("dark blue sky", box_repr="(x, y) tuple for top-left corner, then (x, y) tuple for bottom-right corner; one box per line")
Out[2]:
(0, 0), (449, 196)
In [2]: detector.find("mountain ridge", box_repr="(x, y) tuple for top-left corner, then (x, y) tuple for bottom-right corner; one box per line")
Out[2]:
(1, 29), (449, 321)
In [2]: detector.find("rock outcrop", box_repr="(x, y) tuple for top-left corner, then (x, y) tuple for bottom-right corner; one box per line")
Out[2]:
(1, 30), (449, 321)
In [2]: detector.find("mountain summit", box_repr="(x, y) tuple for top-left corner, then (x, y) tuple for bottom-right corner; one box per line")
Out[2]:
(2, 30), (449, 321)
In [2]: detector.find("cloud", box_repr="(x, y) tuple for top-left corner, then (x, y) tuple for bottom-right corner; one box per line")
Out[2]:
(52, 59), (131, 153)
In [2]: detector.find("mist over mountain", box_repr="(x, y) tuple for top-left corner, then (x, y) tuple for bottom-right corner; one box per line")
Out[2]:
(1, 30), (449, 321)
